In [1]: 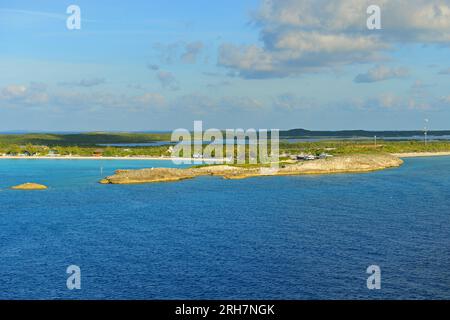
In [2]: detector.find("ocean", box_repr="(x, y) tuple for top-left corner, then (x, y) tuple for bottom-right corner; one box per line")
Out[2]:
(0, 157), (449, 299)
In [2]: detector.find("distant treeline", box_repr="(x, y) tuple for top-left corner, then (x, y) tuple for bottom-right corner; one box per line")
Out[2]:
(1, 129), (449, 147)
(280, 129), (450, 138)
(0, 132), (171, 146)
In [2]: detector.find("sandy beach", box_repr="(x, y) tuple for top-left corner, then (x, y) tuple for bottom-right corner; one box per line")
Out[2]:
(2, 152), (450, 161)
(390, 152), (450, 158)
(0, 155), (226, 162)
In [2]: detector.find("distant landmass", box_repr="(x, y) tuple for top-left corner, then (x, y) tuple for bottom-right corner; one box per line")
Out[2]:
(279, 129), (450, 138)
(1, 129), (450, 147)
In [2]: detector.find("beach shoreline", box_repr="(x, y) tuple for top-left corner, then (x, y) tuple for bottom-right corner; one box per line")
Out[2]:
(0, 155), (225, 162)
(390, 152), (450, 158)
(1, 152), (450, 161)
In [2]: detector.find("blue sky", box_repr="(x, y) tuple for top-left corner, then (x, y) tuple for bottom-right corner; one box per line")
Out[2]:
(1, 0), (450, 131)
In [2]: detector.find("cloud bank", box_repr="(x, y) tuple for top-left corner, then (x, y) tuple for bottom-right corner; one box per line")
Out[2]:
(219, 0), (450, 78)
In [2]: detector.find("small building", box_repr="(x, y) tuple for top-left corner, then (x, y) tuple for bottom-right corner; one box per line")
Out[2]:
(319, 153), (333, 159)
(93, 149), (104, 157)
(291, 153), (309, 160)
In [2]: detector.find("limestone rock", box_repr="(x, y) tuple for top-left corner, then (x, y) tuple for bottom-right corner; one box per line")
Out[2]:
(11, 183), (48, 190)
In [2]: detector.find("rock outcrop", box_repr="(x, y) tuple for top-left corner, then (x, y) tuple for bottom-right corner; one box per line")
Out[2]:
(11, 183), (48, 190)
(100, 154), (403, 185)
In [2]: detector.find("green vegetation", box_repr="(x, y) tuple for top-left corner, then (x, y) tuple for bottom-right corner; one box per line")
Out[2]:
(0, 144), (171, 157)
(0, 132), (172, 157)
(1, 132), (450, 159)
(279, 140), (450, 156)
(0, 132), (171, 146)
(280, 128), (450, 138)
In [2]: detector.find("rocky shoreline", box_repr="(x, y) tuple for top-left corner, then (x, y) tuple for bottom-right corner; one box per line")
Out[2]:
(99, 154), (404, 184)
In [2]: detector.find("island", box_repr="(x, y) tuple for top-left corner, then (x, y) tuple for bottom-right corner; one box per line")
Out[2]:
(99, 154), (403, 184)
(11, 183), (48, 190)
(2, 132), (450, 161)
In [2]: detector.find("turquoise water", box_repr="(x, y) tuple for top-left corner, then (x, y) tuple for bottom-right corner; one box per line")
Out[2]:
(0, 157), (449, 299)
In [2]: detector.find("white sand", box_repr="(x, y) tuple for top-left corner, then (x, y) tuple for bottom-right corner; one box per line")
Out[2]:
(391, 152), (450, 158)
(0, 155), (226, 162)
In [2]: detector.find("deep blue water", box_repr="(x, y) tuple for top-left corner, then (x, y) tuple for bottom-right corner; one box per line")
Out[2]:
(0, 157), (449, 299)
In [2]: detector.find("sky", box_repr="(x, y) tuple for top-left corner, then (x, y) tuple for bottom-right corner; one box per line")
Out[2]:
(1, 0), (450, 131)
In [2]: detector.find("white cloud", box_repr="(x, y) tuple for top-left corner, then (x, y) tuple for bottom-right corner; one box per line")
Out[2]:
(272, 93), (315, 110)
(219, 96), (264, 111)
(170, 94), (265, 115)
(152, 41), (204, 65)
(152, 42), (181, 64)
(132, 93), (166, 108)
(2, 84), (27, 98)
(0, 83), (165, 111)
(156, 71), (179, 90)
(354, 65), (409, 83)
(58, 78), (106, 88)
(352, 92), (434, 110)
(54, 91), (166, 111)
(219, 0), (450, 78)
(0, 83), (49, 106)
(438, 67), (450, 74)
(147, 64), (160, 71)
(410, 80), (434, 94)
(181, 41), (204, 64)
(441, 95), (450, 104)
(219, 44), (275, 77)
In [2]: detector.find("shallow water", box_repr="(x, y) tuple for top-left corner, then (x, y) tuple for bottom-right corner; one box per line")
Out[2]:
(0, 157), (449, 299)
